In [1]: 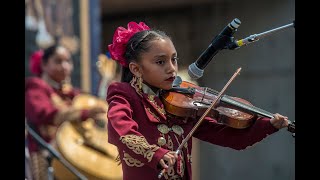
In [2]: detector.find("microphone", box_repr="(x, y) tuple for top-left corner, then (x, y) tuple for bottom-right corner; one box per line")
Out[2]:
(188, 18), (241, 79)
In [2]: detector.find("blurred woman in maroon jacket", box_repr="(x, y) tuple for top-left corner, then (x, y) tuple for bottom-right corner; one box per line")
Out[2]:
(25, 45), (106, 180)
(106, 21), (290, 180)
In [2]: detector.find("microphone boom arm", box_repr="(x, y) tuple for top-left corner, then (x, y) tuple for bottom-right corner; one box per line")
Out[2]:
(228, 20), (294, 49)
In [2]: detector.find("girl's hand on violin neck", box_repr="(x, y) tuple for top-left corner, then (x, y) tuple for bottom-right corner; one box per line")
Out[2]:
(270, 113), (289, 129)
(159, 151), (178, 169)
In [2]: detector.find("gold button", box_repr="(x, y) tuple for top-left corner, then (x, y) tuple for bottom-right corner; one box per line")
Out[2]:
(157, 137), (166, 146)
(172, 125), (184, 136)
(157, 124), (169, 134)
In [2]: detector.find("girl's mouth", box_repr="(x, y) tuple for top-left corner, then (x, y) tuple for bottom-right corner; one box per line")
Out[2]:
(165, 76), (175, 82)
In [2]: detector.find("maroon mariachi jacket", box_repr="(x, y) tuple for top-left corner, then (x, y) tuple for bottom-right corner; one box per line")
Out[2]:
(25, 76), (90, 153)
(107, 82), (279, 180)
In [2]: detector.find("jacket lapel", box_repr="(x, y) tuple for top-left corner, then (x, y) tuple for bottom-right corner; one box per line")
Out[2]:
(142, 93), (167, 123)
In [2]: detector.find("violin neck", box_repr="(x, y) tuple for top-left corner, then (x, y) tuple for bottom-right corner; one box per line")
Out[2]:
(205, 87), (274, 118)
(220, 95), (274, 119)
(221, 95), (295, 135)
(206, 87), (294, 135)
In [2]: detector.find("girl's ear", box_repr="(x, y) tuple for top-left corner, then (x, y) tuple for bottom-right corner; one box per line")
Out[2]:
(41, 61), (47, 72)
(129, 62), (141, 77)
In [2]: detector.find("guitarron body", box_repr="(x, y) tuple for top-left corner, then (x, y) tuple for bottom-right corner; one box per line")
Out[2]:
(52, 55), (122, 179)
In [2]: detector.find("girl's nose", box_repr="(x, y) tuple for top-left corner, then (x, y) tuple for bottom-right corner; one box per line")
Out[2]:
(167, 61), (177, 74)
(62, 61), (70, 69)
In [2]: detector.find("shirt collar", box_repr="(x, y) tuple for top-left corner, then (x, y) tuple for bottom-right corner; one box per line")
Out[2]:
(41, 73), (62, 89)
(141, 83), (160, 96)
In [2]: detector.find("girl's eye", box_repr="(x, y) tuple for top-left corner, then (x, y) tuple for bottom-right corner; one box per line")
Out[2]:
(54, 58), (72, 65)
(173, 57), (179, 62)
(156, 60), (165, 65)
(171, 57), (178, 64)
(54, 59), (62, 64)
(66, 59), (73, 64)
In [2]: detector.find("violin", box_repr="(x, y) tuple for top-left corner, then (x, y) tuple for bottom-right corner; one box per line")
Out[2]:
(158, 69), (295, 179)
(159, 76), (295, 135)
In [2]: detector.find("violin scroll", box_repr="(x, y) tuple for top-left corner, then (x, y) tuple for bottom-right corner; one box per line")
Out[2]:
(287, 121), (295, 137)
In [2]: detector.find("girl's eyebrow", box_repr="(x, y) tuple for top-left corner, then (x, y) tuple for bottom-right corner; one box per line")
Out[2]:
(154, 52), (177, 58)
(154, 54), (167, 59)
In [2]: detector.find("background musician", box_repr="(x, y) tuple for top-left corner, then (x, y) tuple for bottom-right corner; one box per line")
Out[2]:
(25, 44), (106, 180)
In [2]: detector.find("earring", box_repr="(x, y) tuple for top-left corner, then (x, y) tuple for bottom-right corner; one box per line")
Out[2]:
(61, 77), (72, 94)
(131, 75), (143, 93)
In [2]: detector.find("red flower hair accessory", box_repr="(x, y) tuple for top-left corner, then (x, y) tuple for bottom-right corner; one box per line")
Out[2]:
(108, 21), (150, 67)
(29, 50), (44, 76)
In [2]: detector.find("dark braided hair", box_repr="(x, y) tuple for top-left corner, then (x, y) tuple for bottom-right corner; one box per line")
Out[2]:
(42, 45), (59, 64)
(42, 44), (72, 64)
(121, 30), (171, 82)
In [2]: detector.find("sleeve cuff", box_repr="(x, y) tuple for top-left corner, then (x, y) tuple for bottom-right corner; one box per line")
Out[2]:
(256, 117), (279, 134)
(148, 147), (170, 170)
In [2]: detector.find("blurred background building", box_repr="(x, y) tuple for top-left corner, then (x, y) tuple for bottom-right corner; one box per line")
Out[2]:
(25, 0), (295, 179)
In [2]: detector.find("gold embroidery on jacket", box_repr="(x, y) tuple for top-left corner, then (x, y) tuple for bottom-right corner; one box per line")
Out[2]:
(167, 135), (173, 150)
(163, 156), (185, 180)
(177, 152), (185, 177)
(120, 135), (159, 162)
(163, 166), (175, 180)
(146, 108), (160, 122)
(123, 152), (144, 167)
(148, 95), (166, 115)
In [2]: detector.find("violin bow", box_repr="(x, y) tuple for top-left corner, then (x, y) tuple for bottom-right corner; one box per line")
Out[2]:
(158, 67), (242, 179)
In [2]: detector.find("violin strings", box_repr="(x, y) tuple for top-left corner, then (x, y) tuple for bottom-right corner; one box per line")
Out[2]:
(205, 87), (274, 118)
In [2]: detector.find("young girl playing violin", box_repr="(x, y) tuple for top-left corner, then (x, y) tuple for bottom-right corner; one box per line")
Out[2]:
(106, 21), (289, 180)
